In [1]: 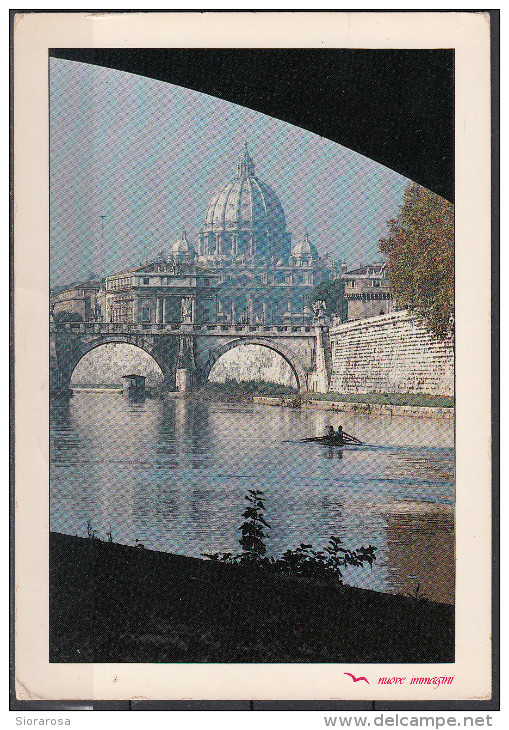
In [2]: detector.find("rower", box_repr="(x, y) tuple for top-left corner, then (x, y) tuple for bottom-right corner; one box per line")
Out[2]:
(327, 425), (335, 437)
(336, 425), (344, 443)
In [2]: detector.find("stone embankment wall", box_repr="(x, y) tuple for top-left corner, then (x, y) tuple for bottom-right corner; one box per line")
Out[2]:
(252, 396), (453, 420)
(329, 311), (454, 397)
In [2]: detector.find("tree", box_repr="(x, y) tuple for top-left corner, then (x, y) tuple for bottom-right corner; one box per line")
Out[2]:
(379, 182), (454, 340)
(308, 279), (346, 319)
(53, 310), (83, 323)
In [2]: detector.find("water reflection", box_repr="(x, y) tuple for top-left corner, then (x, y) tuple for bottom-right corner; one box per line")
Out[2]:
(323, 446), (343, 460)
(385, 507), (455, 604)
(50, 393), (455, 602)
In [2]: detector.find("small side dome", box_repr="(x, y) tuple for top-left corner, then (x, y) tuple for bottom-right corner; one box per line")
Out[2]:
(292, 231), (319, 260)
(170, 230), (196, 262)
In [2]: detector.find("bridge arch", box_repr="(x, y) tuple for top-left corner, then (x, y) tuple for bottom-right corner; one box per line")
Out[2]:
(200, 337), (309, 392)
(63, 336), (168, 390)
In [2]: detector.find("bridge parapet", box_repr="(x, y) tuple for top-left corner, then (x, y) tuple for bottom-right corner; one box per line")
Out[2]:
(51, 322), (314, 337)
(50, 322), (183, 335)
(193, 324), (313, 336)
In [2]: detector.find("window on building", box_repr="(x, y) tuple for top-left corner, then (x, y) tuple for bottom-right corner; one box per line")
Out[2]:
(143, 277), (149, 285)
(141, 307), (151, 322)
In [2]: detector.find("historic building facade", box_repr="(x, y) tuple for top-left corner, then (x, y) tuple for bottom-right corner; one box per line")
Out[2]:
(342, 261), (395, 322)
(51, 280), (103, 321)
(51, 259), (219, 327)
(104, 257), (220, 325)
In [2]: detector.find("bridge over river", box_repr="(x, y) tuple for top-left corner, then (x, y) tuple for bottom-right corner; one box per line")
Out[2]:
(50, 319), (331, 394)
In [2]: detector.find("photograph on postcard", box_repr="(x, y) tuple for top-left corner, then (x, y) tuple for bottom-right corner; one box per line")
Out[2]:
(47, 47), (454, 665)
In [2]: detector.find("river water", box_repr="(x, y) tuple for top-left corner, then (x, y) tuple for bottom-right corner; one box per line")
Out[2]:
(50, 393), (455, 604)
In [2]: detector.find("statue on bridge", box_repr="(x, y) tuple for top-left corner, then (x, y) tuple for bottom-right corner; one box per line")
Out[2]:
(181, 296), (193, 323)
(312, 300), (327, 319)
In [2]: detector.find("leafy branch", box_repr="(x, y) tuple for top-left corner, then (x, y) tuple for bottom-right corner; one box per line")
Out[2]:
(203, 490), (377, 584)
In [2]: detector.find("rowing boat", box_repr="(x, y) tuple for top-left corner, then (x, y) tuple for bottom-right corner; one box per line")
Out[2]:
(301, 433), (362, 446)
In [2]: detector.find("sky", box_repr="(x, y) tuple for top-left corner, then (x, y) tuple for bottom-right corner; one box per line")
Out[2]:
(50, 58), (409, 287)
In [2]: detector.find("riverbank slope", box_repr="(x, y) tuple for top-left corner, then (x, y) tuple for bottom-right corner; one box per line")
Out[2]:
(176, 382), (454, 419)
(252, 396), (453, 420)
(50, 532), (454, 664)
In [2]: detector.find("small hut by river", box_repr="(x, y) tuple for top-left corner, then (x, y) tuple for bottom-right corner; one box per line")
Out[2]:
(121, 374), (146, 397)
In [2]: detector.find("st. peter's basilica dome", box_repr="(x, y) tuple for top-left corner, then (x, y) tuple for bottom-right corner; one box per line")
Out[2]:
(198, 145), (291, 263)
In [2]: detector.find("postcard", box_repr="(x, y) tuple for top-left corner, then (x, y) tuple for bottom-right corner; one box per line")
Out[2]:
(13, 11), (494, 704)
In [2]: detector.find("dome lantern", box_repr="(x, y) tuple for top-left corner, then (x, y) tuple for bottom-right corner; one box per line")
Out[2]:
(236, 142), (256, 178)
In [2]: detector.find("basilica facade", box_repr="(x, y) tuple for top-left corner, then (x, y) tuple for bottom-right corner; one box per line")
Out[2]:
(51, 146), (351, 326)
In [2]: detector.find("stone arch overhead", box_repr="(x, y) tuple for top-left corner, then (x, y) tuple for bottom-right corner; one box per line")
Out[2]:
(63, 335), (167, 386)
(201, 337), (309, 391)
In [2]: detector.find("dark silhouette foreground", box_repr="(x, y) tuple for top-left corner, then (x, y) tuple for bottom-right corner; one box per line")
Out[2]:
(50, 532), (454, 664)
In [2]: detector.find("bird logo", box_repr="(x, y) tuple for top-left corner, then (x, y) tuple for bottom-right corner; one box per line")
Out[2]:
(344, 672), (370, 684)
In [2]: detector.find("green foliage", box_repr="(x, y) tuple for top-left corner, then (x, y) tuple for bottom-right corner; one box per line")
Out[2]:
(203, 379), (298, 397)
(278, 537), (376, 582)
(302, 391), (454, 408)
(87, 520), (98, 540)
(379, 182), (454, 340)
(203, 490), (377, 584)
(239, 490), (271, 558)
(308, 279), (346, 318)
(53, 310), (84, 323)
